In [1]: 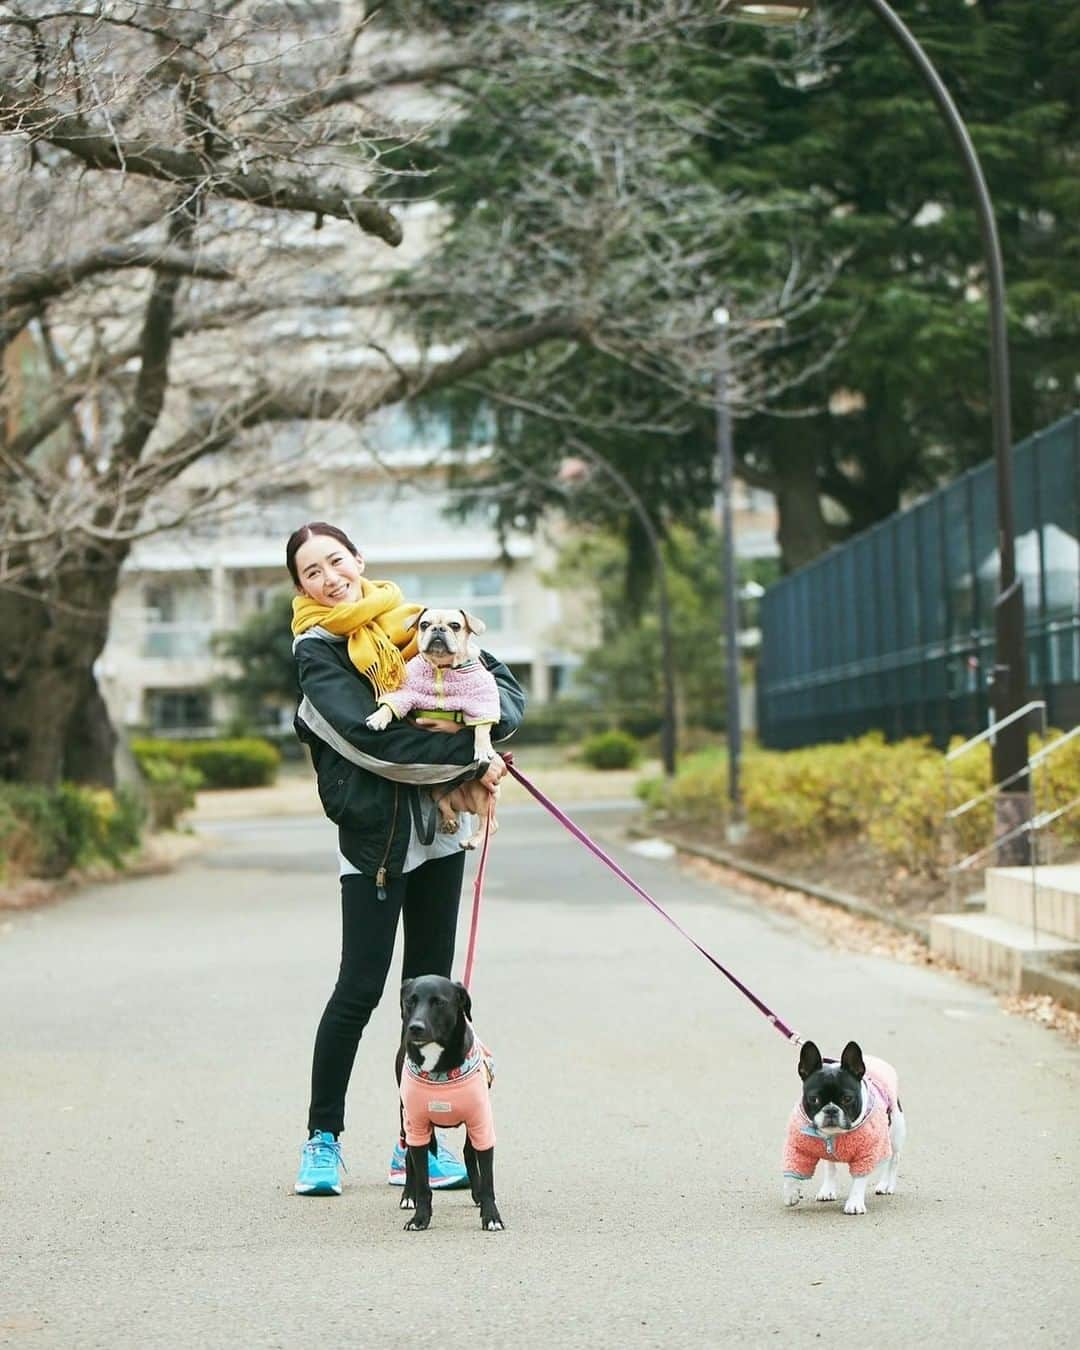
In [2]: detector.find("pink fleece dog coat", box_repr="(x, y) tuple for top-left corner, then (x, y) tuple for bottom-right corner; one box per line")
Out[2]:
(378, 656), (501, 727)
(782, 1055), (900, 1179)
(400, 1038), (496, 1151)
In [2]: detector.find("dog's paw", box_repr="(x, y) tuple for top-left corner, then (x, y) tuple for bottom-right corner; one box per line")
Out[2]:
(480, 1208), (505, 1232)
(366, 708), (393, 731)
(782, 1179), (802, 1207)
(403, 1213), (431, 1231)
(815, 1186), (837, 1203)
(843, 1196), (867, 1215)
(459, 836), (481, 851)
(439, 815), (459, 834)
(874, 1179), (896, 1196)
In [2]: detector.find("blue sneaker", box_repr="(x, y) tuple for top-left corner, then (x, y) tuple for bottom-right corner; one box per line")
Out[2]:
(295, 1130), (344, 1195)
(388, 1134), (470, 1190)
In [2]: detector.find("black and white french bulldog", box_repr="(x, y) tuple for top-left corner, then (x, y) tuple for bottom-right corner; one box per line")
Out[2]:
(781, 1040), (906, 1215)
(366, 608), (501, 849)
(396, 974), (503, 1233)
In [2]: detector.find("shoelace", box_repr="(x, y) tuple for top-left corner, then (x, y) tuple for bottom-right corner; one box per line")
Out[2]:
(305, 1136), (347, 1173)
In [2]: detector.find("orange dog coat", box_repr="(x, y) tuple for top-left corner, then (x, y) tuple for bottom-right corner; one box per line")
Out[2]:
(400, 1038), (496, 1151)
(782, 1055), (899, 1179)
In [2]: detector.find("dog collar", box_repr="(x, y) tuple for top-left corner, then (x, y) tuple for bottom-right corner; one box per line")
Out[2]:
(405, 1041), (484, 1085)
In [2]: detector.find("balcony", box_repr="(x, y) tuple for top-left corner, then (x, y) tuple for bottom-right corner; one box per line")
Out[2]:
(141, 623), (214, 661)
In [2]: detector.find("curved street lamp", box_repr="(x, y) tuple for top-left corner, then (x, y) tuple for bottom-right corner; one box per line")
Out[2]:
(724, 0), (1029, 844)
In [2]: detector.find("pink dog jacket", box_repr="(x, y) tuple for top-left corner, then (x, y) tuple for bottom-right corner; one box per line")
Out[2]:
(782, 1055), (900, 1179)
(400, 1038), (496, 1151)
(379, 656), (500, 727)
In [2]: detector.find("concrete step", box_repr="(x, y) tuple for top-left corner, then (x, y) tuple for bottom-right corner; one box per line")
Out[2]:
(985, 864), (1080, 941)
(1022, 949), (1080, 1014)
(929, 911), (1080, 992)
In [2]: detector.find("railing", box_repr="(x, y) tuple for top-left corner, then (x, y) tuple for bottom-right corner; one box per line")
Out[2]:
(945, 702), (1079, 937)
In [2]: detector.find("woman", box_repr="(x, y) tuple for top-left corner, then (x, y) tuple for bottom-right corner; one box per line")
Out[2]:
(285, 522), (524, 1196)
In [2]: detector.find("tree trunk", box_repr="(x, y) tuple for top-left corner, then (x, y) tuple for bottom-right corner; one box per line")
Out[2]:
(774, 452), (830, 573)
(0, 546), (126, 786)
(62, 670), (118, 787)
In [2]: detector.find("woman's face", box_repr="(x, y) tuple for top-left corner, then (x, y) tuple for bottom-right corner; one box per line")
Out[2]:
(294, 535), (365, 605)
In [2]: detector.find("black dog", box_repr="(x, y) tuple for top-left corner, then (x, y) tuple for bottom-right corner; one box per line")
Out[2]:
(396, 975), (504, 1232)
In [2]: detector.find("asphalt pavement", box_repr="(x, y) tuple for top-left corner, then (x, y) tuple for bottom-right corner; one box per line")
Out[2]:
(2, 799), (1078, 1349)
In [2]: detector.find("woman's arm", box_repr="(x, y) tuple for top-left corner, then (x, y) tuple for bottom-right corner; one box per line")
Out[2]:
(482, 650), (526, 742)
(295, 636), (480, 784)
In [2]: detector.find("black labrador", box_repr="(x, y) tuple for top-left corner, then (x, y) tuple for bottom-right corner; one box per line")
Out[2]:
(396, 975), (504, 1232)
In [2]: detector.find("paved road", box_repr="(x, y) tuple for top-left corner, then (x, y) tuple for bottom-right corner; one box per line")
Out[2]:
(2, 801), (1078, 1349)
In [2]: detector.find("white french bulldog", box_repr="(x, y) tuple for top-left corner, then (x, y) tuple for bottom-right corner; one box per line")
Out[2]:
(366, 608), (502, 849)
(781, 1040), (906, 1216)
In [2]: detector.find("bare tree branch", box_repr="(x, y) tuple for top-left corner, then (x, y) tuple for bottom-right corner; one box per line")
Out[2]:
(2, 242), (232, 312)
(0, 88), (403, 246)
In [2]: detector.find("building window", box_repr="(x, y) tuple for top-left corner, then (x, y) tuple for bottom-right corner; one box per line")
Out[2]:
(145, 688), (212, 733)
(142, 581), (212, 658)
(393, 570), (509, 631)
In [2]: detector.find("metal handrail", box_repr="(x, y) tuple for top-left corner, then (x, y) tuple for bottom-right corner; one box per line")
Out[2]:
(948, 794), (1079, 876)
(945, 700), (1045, 762)
(943, 699), (1048, 915)
(946, 722), (1077, 821)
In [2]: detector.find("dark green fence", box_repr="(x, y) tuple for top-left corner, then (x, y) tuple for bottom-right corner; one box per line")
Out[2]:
(757, 412), (1080, 749)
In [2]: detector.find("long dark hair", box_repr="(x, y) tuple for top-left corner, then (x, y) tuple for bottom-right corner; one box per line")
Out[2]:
(285, 521), (361, 587)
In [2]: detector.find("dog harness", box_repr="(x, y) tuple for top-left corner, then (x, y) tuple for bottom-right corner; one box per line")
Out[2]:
(378, 655), (501, 727)
(782, 1055), (900, 1179)
(400, 1038), (496, 1151)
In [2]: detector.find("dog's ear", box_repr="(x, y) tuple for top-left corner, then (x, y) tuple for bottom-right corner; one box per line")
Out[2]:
(400, 978), (416, 1014)
(461, 610), (486, 637)
(403, 609), (425, 632)
(453, 981), (473, 1022)
(798, 1041), (822, 1080)
(840, 1041), (866, 1079)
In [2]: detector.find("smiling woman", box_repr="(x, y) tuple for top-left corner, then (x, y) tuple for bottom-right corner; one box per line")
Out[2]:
(281, 520), (526, 1199)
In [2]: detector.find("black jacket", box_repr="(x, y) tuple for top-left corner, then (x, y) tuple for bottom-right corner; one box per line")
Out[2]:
(293, 628), (526, 879)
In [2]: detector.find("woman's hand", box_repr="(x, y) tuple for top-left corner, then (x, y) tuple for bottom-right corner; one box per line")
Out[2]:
(478, 753), (506, 792)
(413, 716), (464, 734)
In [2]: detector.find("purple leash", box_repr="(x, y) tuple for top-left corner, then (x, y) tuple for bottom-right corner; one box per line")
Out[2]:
(505, 760), (802, 1045)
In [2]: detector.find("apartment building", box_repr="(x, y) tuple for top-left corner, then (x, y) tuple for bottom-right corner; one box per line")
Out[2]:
(97, 413), (579, 738)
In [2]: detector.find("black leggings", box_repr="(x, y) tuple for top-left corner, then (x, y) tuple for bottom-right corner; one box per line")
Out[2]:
(307, 850), (466, 1136)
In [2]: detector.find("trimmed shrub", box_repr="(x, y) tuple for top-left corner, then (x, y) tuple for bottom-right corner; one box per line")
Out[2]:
(1033, 727), (1080, 846)
(639, 731), (1050, 877)
(645, 747), (729, 826)
(0, 782), (145, 881)
(139, 757), (203, 830)
(580, 729), (641, 770)
(131, 736), (280, 788)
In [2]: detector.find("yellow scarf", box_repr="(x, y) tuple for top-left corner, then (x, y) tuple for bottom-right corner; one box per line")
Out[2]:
(291, 577), (422, 697)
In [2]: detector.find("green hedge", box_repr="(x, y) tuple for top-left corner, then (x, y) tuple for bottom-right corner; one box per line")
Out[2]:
(0, 783), (143, 881)
(139, 757), (203, 830)
(580, 729), (641, 770)
(639, 729), (1080, 877)
(130, 736), (280, 788)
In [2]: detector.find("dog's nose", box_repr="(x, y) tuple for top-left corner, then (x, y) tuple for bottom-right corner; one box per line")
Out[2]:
(407, 1020), (427, 1038)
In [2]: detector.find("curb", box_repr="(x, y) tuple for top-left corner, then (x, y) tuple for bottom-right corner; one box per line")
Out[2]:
(0, 830), (208, 912)
(631, 827), (930, 942)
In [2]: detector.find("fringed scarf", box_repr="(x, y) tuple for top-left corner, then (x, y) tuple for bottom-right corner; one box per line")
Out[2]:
(291, 577), (422, 697)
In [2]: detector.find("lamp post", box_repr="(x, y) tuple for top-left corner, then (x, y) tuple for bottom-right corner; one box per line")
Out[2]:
(724, 0), (1029, 851)
(557, 446), (678, 777)
(713, 308), (785, 821)
(713, 306), (742, 819)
